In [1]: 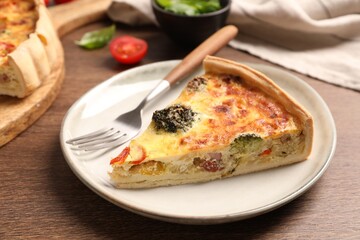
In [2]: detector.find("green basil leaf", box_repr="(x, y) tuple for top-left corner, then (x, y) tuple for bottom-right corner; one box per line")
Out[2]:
(75, 24), (116, 49)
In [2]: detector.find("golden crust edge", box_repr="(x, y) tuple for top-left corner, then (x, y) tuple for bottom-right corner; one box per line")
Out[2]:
(3, 0), (63, 98)
(203, 55), (313, 160)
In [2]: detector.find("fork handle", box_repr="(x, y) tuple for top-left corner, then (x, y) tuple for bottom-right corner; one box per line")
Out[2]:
(164, 25), (238, 85)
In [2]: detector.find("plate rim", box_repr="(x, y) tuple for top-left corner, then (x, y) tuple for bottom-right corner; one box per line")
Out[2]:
(60, 60), (337, 224)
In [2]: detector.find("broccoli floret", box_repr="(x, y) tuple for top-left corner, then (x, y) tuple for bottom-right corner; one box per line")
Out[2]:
(152, 104), (197, 133)
(230, 133), (263, 155)
(186, 76), (207, 92)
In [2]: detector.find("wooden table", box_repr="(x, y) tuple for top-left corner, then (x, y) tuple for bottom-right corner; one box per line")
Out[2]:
(1, 20), (359, 239)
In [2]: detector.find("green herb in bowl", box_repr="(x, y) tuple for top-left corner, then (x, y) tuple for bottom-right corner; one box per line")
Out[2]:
(156, 0), (221, 16)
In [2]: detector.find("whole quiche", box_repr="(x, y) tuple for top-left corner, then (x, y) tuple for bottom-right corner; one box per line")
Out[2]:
(0, 0), (63, 98)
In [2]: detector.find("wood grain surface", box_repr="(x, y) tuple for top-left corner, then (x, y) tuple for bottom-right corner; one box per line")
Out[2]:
(0, 12), (359, 240)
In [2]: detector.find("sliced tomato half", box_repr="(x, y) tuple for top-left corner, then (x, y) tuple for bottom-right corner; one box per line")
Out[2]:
(54, 0), (75, 4)
(110, 147), (130, 165)
(109, 36), (148, 65)
(0, 42), (15, 57)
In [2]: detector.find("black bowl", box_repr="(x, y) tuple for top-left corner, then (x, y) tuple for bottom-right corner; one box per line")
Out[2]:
(151, 0), (231, 47)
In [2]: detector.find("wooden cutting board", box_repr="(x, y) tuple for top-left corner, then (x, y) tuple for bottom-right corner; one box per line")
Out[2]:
(0, 0), (112, 147)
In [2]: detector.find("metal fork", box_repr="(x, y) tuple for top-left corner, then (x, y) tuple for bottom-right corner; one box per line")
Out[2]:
(66, 25), (238, 151)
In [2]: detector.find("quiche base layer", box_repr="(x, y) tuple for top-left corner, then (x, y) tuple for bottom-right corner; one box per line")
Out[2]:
(0, 0), (63, 98)
(111, 154), (306, 189)
(110, 56), (313, 189)
(111, 131), (306, 188)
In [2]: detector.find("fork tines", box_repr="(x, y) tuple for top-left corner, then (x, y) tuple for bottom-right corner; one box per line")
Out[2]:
(66, 127), (126, 151)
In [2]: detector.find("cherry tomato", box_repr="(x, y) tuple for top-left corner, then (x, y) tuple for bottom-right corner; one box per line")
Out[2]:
(0, 42), (15, 57)
(130, 145), (146, 165)
(260, 148), (272, 156)
(109, 36), (148, 65)
(54, 0), (75, 4)
(43, 0), (50, 6)
(110, 147), (130, 165)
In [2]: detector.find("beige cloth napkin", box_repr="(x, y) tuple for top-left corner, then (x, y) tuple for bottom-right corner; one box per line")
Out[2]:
(107, 0), (360, 91)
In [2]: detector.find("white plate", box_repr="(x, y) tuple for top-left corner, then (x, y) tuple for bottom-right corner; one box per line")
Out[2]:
(60, 60), (336, 224)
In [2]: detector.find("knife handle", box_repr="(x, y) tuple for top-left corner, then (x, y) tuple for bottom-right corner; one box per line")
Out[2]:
(164, 25), (238, 85)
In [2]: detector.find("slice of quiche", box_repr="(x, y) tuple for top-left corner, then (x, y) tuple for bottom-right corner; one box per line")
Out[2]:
(110, 56), (313, 188)
(0, 0), (63, 98)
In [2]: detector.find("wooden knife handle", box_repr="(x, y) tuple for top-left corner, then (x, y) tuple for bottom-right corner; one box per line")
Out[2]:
(164, 25), (238, 85)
